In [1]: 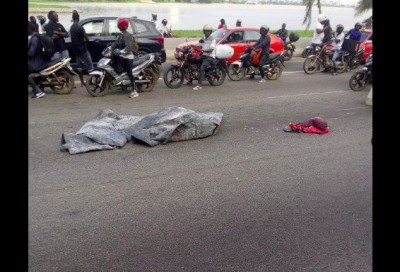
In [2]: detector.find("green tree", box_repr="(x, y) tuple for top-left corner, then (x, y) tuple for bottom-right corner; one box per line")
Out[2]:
(302, 0), (322, 30)
(355, 0), (372, 28)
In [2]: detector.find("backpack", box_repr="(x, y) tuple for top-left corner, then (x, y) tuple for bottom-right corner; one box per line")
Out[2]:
(34, 33), (54, 61)
(250, 48), (262, 65)
(131, 35), (139, 54)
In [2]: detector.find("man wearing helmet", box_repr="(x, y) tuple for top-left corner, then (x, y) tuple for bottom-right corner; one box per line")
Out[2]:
(158, 19), (171, 38)
(274, 23), (288, 43)
(345, 22), (362, 42)
(249, 25), (270, 83)
(236, 19), (242, 27)
(151, 13), (160, 29)
(331, 24), (345, 75)
(192, 24), (216, 90)
(311, 14), (326, 52)
(114, 18), (139, 98)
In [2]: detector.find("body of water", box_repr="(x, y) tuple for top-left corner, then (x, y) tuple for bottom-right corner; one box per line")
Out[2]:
(29, 3), (372, 31)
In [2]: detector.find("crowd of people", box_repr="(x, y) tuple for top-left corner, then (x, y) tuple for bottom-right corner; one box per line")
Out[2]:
(29, 10), (367, 98)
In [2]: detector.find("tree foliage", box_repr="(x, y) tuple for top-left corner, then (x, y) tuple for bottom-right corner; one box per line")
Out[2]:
(302, 0), (322, 30)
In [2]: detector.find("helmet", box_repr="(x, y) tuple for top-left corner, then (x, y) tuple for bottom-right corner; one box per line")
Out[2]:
(260, 25), (269, 33)
(355, 22), (362, 28)
(162, 19), (167, 25)
(117, 18), (129, 31)
(318, 13), (329, 23)
(203, 24), (213, 32)
(37, 15), (46, 25)
(237, 19), (242, 23)
(336, 24), (344, 32)
(152, 13), (157, 18)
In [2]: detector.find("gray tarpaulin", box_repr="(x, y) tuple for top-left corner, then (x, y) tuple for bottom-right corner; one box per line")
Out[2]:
(61, 107), (223, 154)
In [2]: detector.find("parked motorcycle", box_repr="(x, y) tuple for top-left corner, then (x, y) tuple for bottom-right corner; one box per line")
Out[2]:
(303, 41), (346, 74)
(349, 53), (372, 91)
(85, 46), (160, 97)
(30, 57), (77, 94)
(283, 33), (299, 61)
(338, 45), (365, 72)
(163, 44), (227, 89)
(227, 48), (285, 81)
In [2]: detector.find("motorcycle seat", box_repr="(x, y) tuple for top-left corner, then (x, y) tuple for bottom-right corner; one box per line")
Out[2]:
(132, 54), (151, 66)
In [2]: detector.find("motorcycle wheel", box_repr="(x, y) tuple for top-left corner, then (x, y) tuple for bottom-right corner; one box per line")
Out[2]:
(51, 70), (75, 94)
(163, 65), (184, 89)
(227, 63), (246, 81)
(149, 63), (161, 81)
(283, 49), (293, 61)
(301, 48), (311, 58)
(336, 59), (347, 73)
(208, 66), (226, 86)
(303, 56), (320, 74)
(86, 74), (110, 97)
(349, 72), (368, 91)
(266, 62), (284, 80)
(137, 68), (157, 92)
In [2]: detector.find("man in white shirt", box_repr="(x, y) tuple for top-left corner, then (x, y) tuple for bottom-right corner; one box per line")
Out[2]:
(158, 19), (170, 37)
(331, 24), (345, 75)
(192, 24), (216, 90)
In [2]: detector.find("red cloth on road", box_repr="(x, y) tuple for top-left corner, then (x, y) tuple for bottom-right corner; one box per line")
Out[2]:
(288, 117), (329, 134)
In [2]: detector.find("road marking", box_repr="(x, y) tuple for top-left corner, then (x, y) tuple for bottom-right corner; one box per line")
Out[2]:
(267, 90), (346, 99)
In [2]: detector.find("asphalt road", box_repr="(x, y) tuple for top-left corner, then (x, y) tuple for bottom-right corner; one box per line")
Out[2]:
(28, 58), (372, 272)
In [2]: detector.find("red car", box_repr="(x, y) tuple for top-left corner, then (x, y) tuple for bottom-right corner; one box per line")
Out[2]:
(359, 28), (372, 62)
(175, 27), (285, 63)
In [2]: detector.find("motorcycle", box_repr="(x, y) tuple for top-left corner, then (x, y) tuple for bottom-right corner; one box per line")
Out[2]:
(163, 44), (227, 89)
(85, 46), (160, 97)
(227, 48), (285, 81)
(303, 41), (346, 74)
(283, 33), (299, 61)
(301, 44), (322, 58)
(349, 53), (372, 91)
(30, 57), (77, 94)
(337, 40), (365, 71)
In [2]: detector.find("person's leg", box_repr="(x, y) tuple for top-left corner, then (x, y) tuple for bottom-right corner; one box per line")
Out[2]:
(193, 56), (211, 90)
(123, 58), (138, 98)
(331, 49), (339, 75)
(258, 54), (268, 83)
(28, 75), (45, 99)
(50, 51), (61, 61)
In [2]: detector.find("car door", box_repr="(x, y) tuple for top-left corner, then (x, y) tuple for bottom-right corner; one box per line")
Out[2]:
(221, 31), (245, 62)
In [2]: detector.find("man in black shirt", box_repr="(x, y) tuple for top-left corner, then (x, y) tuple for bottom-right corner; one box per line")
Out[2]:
(70, 10), (94, 87)
(44, 10), (69, 61)
(250, 25), (270, 83)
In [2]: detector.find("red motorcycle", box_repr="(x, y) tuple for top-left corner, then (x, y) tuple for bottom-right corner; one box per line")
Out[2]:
(163, 44), (227, 89)
(303, 41), (345, 74)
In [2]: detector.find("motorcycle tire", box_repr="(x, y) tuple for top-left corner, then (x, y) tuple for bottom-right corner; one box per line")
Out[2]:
(301, 48), (311, 58)
(86, 74), (110, 97)
(227, 63), (246, 81)
(149, 63), (161, 81)
(283, 49), (293, 61)
(266, 62), (284, 80)
(137, 68), (157, 92)
(336, 59), (347, 74)
(303, 56), (320, 74)
(349, 72), (368, 91)
(51, 70), (75, 94)
(208, 66), (226, 86)
(163, 65), (184, 89)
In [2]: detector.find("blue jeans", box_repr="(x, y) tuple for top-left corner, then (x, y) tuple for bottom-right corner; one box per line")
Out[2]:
(51, 49), (69, 61)
(332, 49), (342, 72)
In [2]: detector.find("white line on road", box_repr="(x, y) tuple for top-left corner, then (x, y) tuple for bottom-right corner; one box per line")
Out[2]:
(267, 90), (346, 99)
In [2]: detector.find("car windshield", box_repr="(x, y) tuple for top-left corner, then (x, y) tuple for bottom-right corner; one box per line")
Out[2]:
(210, 29), (229, 43)
(360, 31), (370, 42)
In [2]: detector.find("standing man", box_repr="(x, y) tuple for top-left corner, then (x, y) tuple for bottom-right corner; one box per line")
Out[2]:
(69, 10), (94, 87)
(236, 19), (242, 27)
(275, 23), (288, 43)
(44, 10), (69, 61)
(151, 13), (160, 29)
(192, 24), (216, 91)
(29, 16), (39, 33)
(250, 25), (270, 83)
(218, 19), (227, 29)
(28, 21), (46, 99)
